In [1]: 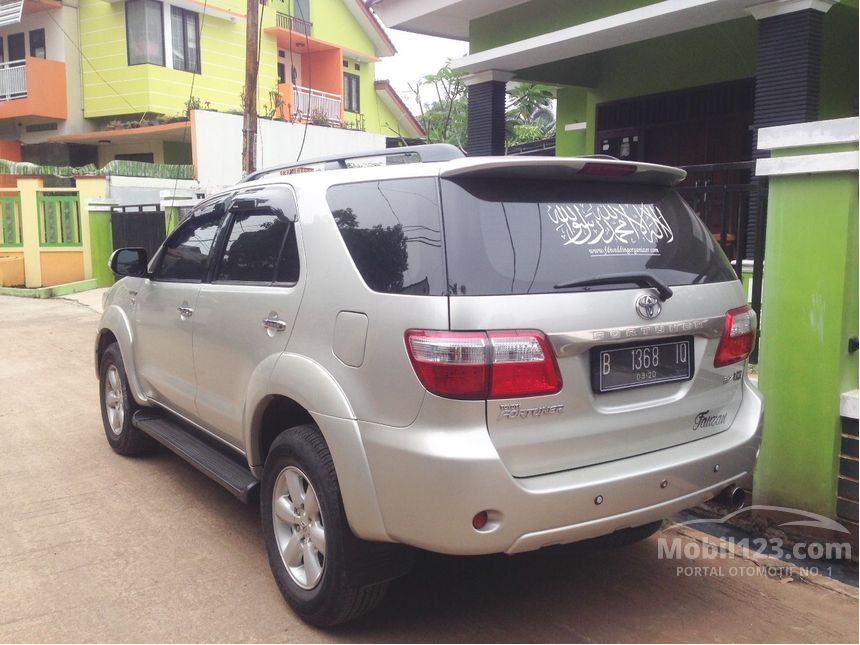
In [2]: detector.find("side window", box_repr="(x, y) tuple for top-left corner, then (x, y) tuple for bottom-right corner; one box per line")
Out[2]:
(215, 209), (290, 283)
(276, 224), (300, 284)
(155, 211), (222, 281)
(325, 178), (445, 295)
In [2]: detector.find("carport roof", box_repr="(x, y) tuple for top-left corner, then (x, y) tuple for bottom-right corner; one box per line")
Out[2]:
(373, 0), (837, 77)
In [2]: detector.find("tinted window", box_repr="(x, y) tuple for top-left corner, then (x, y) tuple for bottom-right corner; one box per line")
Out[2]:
(156, 211), (221, 281)
(216, 210), (289, 283)
(441, 178), (736, 296)
(276, 225), (300, 284)
(326, 179), (445, 295)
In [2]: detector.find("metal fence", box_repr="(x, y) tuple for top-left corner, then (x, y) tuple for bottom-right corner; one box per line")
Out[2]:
(37, 192), (82, 246)
(0, 59), (26, 100)
(677, 161), (767, 362)
(0, 194), (21, 246)
(275, 12), (312, 36)
(292, 85), (342, 123)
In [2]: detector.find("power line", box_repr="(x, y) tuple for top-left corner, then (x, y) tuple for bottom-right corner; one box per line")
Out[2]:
(46, 11), (148, 124)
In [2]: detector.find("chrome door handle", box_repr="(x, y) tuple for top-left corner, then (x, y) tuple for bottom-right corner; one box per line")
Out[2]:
(177, 306), (193, 318)
(263, 317), (287, 332)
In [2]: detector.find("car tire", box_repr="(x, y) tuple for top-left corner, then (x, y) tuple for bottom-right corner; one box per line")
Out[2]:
(261, 424), (390, 627)
(99, 343), (152, 456)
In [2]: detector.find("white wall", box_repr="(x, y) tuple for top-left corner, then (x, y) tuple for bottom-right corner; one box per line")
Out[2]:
(108, 176), (203, 206)
(192, 110), (386, 190)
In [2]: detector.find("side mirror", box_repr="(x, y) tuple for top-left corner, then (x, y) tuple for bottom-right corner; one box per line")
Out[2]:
(109, 248), (149, 278)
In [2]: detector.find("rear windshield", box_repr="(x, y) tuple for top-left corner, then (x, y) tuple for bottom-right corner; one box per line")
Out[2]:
(440, 178), (736, 296)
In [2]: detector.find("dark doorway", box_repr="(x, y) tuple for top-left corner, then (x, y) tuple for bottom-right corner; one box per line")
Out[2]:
(595, 79), (754, 169)
(111, 204), (166, 261)
(7, 33), (25, 62)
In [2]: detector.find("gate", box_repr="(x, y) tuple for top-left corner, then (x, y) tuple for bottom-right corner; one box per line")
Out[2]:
(110, 204), (166, 261)
(677, 161), (767, 362)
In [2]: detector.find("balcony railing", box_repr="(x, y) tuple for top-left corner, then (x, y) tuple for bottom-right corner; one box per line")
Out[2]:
(275, 12), (312, 37)
(0, 60), (27, 100)
(293, 85), (341, 123)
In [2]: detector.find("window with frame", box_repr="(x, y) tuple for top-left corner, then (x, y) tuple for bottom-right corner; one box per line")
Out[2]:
(156, 210), (222, 281)
(126, 0), (165, 66)
(171, 6), (200, 73)
(29, 29), (45, 58)
(215, 209), (294, 283)
(344, 72), (360, 113)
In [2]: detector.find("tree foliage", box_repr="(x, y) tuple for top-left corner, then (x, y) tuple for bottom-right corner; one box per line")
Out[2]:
(409, 63), (556, 149)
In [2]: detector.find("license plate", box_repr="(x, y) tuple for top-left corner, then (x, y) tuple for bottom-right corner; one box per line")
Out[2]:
(591, 337), (694, 393)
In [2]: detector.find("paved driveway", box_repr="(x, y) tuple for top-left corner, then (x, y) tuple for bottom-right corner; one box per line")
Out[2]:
(0, 294), (857, 643)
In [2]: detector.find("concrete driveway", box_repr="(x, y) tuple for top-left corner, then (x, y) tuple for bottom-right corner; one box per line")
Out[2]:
(0, 294), (857, 643)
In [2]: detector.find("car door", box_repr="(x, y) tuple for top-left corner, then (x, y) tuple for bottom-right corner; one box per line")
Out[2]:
(193, 186), (304, 448)
(133, 200), (226, 420)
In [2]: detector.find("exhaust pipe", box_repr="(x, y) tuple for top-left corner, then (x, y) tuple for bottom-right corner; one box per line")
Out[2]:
(713, 485), (746, 510)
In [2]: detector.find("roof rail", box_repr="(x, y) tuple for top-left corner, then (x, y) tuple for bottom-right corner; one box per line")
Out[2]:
(242, 143), (465, 182)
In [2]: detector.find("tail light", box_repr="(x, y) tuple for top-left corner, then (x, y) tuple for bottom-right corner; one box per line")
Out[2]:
(578, 162), (637, 177)
(714, 305), (757, 368)
(405, 329), (562, 400)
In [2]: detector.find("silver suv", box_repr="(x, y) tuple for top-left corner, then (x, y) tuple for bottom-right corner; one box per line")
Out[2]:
(96, 145), (763, 626)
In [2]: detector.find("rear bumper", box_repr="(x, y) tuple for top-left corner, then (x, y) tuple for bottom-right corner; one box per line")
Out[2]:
(358, 379), (763, 555)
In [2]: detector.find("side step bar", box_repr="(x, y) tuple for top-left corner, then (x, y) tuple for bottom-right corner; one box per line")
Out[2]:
(133, 410), (259, 503)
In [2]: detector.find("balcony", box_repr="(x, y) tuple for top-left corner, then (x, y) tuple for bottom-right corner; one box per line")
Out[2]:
(0, 57), (66, 120)
(274, 12), (312, 37)
(276, 82), (342, 125)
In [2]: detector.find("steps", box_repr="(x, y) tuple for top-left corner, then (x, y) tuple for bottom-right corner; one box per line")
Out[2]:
(133, 410), (259, 503)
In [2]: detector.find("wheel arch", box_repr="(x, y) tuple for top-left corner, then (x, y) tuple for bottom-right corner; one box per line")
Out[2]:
(96, 306), (148, 406)
(246, 355), (390, 542)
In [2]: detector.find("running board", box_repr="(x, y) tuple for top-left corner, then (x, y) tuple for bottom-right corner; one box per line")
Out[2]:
(133, 410), (259, 503)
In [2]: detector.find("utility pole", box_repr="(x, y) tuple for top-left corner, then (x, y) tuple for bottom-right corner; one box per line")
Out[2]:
(242, 0), (259, 175)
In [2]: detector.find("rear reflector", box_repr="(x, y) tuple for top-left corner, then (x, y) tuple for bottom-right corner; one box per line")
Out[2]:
(714, 305), (757, 368)
(405, 329), (562, 400)
(578, 162), (637, 177)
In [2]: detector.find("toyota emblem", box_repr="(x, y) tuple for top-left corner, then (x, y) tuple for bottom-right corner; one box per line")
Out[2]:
(635, 294), (661, 320)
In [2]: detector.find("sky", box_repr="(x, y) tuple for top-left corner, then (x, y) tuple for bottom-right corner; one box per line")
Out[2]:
(375, 29), (469, 113)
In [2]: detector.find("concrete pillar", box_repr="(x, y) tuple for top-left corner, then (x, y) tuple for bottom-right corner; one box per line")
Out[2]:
(753, 117), (859, 517)
(464, 71), (513, 156)
(18, 177), (43, 288)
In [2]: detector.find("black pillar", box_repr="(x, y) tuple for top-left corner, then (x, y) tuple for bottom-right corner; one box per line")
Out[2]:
(746, 7), (826, 257)
(754, 8), (824, 130)
(467, 80), (507, 156)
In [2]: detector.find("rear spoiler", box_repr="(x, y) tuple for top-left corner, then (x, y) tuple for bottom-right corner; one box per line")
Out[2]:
(439, 157), (686, 186)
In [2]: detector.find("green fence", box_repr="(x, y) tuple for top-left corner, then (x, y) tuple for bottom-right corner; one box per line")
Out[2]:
(38, 193), (82, 247)
(0, 195), (22, 247)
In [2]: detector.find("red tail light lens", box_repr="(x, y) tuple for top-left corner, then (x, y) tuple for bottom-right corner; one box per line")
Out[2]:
(488, 331), (562, 398)
(578, 162), (637, 177)
(405, 329), (562, 400)
(714, 305), (757, 368)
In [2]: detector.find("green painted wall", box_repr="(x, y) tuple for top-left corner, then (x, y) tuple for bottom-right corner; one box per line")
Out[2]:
(754, 145), (859, 516)
(88, 210), (114, 288)
(80, 0), (257, 117)
(79, 0), (403, 138)
(302, 0), (375, 56)
(470, 0), (662, 53)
